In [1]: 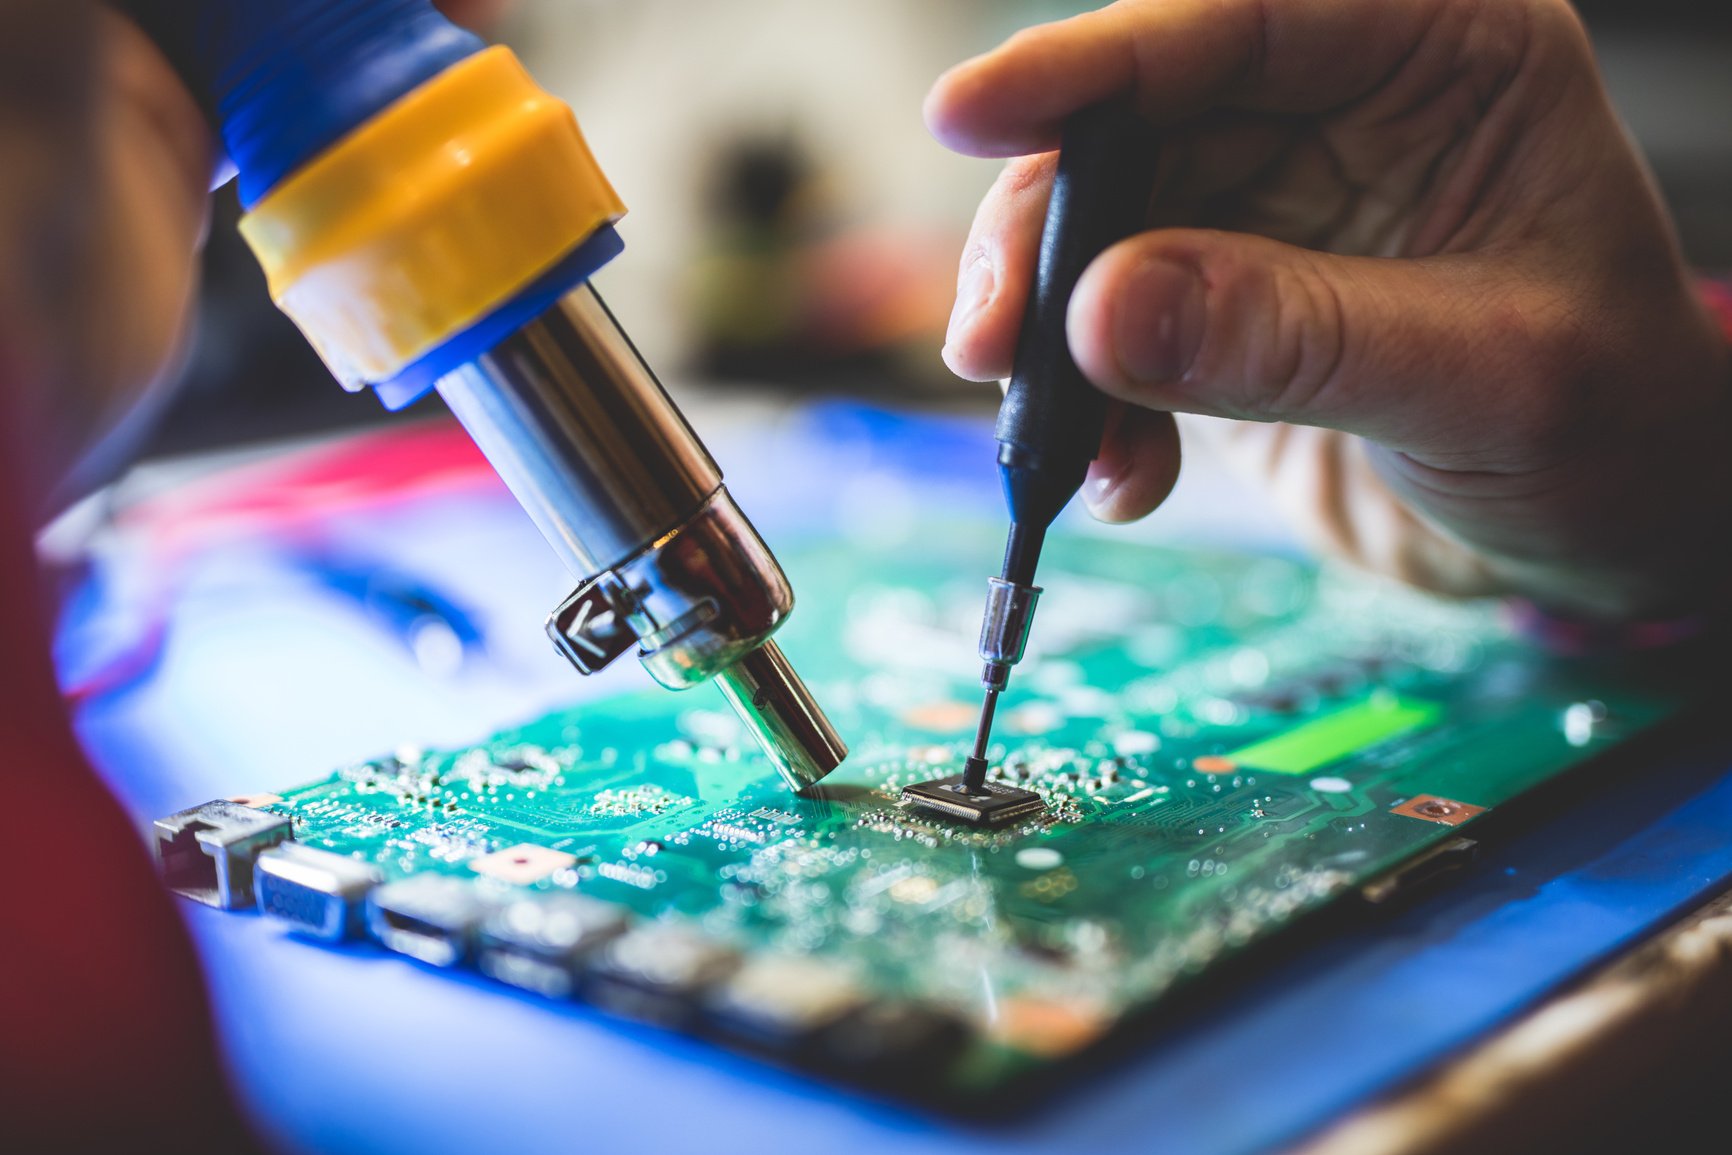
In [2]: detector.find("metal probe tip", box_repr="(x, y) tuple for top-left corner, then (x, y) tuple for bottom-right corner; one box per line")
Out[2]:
(902, 674), (1042, 827)
(962, 685), (1001, 792)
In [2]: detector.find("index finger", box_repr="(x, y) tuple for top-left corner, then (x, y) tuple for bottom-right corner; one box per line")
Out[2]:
(924, 0), (1451, 158)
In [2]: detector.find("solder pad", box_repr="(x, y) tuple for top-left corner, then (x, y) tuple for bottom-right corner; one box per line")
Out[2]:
(234, 530), (1705, 1101)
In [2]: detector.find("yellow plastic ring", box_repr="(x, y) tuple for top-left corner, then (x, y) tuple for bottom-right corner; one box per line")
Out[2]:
(239, 47), (626, 387)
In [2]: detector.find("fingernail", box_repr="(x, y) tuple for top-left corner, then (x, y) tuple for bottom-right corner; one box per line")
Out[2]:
(1081, 403), (1127, 517)
(1116, 259), (1204, 384)
(1082, 458), (1126, 519)
(946, 256), (996, 350)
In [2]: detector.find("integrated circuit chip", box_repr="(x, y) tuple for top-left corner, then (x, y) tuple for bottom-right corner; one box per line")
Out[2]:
(902, 775), (1047, 826)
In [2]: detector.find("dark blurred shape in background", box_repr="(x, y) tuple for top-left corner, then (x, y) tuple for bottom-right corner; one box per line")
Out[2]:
(1576, 2), (1732, 274)
(137, 1), (1732, 460)
(686, 131), (957, 396)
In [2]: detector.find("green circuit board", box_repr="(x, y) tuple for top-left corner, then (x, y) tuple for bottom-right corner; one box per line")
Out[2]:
(233, 529), (1701, 1099)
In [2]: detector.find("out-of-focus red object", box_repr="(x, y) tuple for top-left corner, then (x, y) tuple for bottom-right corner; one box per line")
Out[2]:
(0, 386), (256, 1150)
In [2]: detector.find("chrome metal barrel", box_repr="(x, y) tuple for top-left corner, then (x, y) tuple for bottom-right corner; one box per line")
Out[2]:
(437, 285), (720, 577)
(436, 284), (845, 790)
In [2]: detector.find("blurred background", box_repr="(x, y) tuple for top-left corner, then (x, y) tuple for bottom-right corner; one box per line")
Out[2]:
(139, 0), (1732, 459)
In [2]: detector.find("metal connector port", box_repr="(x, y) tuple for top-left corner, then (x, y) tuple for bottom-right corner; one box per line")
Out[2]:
(478, 892), (630, 999)
(153, 801), (292, 909)
(365, 875), (491, 967)
(583, 922), (741, 1028)
(1358, 837), (1480, 907)
(256, 843), (384, 941)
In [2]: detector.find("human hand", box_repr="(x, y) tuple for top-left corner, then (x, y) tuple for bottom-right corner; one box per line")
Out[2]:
(1, 1), (517, 515)
(930, 0), (1732, 620)
(0, 4), (213, 512)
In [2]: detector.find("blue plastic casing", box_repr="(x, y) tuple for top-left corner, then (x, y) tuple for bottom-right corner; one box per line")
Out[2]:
(119, 0), (626, 408)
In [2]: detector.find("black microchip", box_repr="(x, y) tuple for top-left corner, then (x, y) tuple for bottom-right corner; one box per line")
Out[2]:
(902, 776), (1046, 826)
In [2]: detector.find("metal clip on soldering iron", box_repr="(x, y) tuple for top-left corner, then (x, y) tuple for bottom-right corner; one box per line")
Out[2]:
(905, 103), (1160, 826)
(122, 0), (845, 790)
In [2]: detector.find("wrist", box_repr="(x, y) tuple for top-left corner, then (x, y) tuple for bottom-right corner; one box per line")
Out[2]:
(1510, 278), (1732, 653)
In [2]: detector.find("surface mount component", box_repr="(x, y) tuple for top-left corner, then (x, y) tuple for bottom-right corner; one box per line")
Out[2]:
(153, 801), (292, 909)
(902, 774), (1047, 827)
(256, 842), (383, 940)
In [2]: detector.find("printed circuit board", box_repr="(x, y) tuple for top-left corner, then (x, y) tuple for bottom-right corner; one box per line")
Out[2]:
(160, 530), (1702, 1102)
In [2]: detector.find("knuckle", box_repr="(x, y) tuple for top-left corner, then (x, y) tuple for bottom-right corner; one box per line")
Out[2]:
(1524, 0), (1590, 43)
(963, 155), (1055, 270)
(1507, 0), (1595, 75)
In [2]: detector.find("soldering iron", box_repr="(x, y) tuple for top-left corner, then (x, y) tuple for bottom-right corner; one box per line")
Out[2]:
(116, 0), (845, 791)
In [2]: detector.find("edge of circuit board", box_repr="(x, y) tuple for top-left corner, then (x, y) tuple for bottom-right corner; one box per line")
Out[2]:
(148, 701), (1711, 1116)
(154, 794), (994, 1104)
(143, 521), (1725, 1113)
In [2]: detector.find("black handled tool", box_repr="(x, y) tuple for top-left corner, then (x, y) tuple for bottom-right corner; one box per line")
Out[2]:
(904, 102), (1160, 825)
(969, 101), (1161, 781)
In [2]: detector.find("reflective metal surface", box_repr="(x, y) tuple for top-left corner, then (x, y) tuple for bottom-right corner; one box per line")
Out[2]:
(437, 284), (720, 577)
(547, 489), (793, 690)
(715, 639), (848, 791)
(977, 576), (1041, 689)
(440, 282), (843, 789)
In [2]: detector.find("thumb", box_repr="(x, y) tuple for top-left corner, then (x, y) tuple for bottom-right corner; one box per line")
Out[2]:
(1065, 229), (1550, 469)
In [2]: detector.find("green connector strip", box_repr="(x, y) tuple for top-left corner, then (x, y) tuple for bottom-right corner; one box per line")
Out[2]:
(1227, 692), (1442, 774)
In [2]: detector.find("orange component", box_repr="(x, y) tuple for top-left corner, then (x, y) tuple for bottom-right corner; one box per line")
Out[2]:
(1390, 794), (1487, 826)
(990, 996), (1112, 1058)
(900, 702), (981, 733)
(1192, 755), (1238, 774)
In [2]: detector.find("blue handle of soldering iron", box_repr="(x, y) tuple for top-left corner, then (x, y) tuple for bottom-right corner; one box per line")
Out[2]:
(109, 0), (623, 409)
(112, 0), (483, 208)
(995, 102), (1161, 535)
